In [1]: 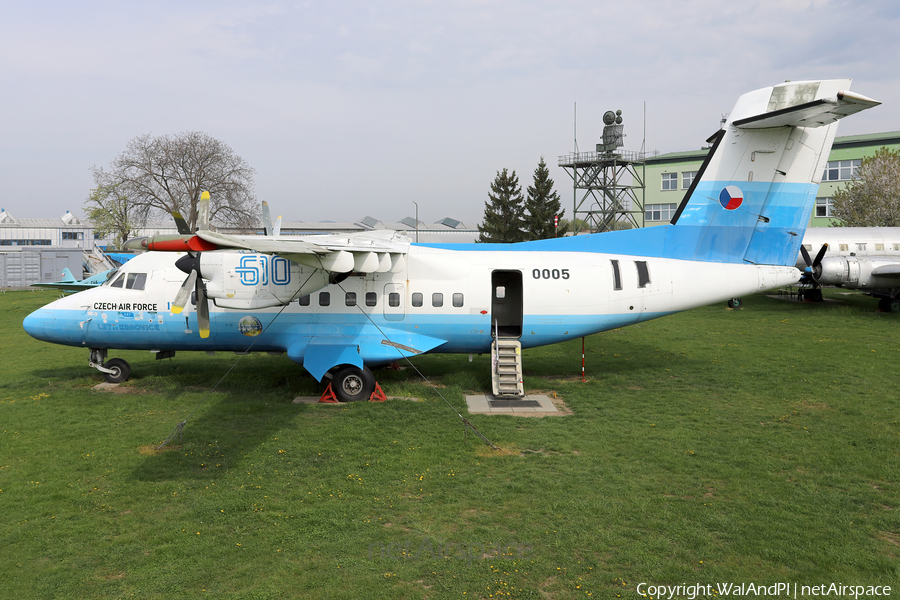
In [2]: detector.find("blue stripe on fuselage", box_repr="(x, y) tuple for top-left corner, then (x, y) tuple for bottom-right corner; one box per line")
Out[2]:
(23, 307), (673, 357)
(420, 180), (815, 267)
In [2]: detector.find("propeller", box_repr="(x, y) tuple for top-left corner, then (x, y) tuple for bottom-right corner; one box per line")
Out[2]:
(262, 201), (283, 237)
(170, 192), (212, 338)
(800, 243), (828, 286)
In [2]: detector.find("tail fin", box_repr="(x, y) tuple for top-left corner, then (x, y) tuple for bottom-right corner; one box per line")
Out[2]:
(666, 79), (879, 266)
(60, 268), (77, 283)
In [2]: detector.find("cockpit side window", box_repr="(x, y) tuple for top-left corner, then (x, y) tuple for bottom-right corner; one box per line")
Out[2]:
(110, 274), (125, 288)
(126, 273), (147, 290)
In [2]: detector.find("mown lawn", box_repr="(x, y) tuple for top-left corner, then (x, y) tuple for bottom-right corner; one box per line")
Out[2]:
(1, 289), (898, 599)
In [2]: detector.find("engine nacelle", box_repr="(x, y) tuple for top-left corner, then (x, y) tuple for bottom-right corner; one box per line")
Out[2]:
(816, 256), (900, 290)
(817, 256), (860, 285)
(199, 252), (330, 309)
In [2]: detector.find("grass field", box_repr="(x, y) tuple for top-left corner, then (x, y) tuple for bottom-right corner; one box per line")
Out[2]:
(1, 288), (898, 599)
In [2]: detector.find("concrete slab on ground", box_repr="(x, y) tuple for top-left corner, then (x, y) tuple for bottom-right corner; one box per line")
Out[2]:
(465, 394), (559, 415)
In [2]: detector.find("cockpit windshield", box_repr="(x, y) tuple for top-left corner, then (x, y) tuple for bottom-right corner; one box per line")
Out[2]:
(106, 271), (147, 290)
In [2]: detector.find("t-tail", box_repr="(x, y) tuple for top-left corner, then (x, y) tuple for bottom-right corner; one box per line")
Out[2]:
(662, 79), (879, 265)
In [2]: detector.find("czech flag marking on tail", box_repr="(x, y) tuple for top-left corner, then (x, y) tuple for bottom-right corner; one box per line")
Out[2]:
(719, 186), (743, 210)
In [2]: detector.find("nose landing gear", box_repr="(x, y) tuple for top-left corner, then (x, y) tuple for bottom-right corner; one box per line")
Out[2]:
(89, 349), (132, 383)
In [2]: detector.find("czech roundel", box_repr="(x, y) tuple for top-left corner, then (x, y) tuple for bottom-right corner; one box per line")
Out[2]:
(719, 186), (743, 210)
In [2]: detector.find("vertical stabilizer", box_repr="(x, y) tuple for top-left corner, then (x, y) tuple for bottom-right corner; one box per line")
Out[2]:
(665, 80), (879, 266)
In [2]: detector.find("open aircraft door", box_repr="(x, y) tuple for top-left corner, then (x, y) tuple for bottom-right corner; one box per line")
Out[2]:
(491, 270), (523, 338)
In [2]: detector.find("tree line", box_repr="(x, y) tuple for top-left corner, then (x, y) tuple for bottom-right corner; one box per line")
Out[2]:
(477, 157), (569, 243)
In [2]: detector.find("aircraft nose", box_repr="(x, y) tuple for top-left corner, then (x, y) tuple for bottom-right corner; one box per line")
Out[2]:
(23, 308), (82, 345)
(23, 308), (56, 342)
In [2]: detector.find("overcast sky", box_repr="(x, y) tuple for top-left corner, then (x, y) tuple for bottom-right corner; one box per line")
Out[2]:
(2, 0), (898, 225)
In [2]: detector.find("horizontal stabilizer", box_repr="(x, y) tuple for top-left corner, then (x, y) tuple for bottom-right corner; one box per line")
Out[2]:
(733, 91), (880, 129)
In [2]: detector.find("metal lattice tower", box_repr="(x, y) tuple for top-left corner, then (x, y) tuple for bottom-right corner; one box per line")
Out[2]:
(558, 110), (646, 233)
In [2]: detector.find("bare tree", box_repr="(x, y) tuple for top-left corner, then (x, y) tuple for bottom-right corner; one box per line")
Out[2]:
(830, 147), (900, 227)
(91, 132), (260, 232)
(84, 183), (137, 250)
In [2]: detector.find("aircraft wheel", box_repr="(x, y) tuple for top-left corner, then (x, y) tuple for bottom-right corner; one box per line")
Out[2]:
(889, 298), (900, 314)
(811, 289), (824, 302)
(727, 298), (743, 309)
(103, 358), (131, 384)
(332, 365), (375, 402)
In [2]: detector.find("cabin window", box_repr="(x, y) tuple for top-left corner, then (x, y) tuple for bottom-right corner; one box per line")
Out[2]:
(839, 244), (848, 251)
(611, 260), (622, 291)
(345, 292), (356, 306)
(432, 293), (443, 307)
(388, 292), (400, 307)
(802, 244), (812, 251)
(319, 292), (330, 306)
(126, 273), (146, 290)
(875, 244), (884, 251)
(662, 172), (677, 191)
(894, 244), (900, 252)
(299, 294), (310, 306)
(411, 292), (423, 307)
(110, 274), (125, 288)
(856, 243), (867, 251)
(636, 261), (650, 288)
(453, 293), (464, 307)
(365, 292), (377, 307)
(495, 286), (506, 299)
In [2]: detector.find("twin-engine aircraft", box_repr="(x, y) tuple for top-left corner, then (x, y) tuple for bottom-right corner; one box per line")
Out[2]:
(23, 79), (879, 400)
(797, 227), (900, 311)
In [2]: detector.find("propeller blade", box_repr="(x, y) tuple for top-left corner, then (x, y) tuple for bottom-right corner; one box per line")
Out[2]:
(800, 245), (813, 268)
(197, 191), (210, 232)
(262, 201), (273, 236)
(273, 216), (282, 237)
(195, 276), (210, 338)
(813, 243), (829, 266)
(172, 211), (191, 235)
(171, 270), (197, 315)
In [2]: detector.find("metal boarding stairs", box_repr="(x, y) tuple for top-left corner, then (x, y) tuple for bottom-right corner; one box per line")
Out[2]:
(491, 320), (524, 398)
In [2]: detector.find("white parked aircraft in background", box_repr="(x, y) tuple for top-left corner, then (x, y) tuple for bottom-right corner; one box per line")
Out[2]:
(796, 227), (900, 311)
(23, 79), (880, 400)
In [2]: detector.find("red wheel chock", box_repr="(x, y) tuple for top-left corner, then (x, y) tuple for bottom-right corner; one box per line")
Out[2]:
(318, 382), (387, 403)
(369, 383), (387, 402)
(318, 383), (340, 403)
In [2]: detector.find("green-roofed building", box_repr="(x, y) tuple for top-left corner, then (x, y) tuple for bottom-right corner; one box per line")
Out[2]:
(642, 131), (900, 228)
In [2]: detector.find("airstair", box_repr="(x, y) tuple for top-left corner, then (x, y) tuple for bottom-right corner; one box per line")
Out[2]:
(491, 338), (524, 397)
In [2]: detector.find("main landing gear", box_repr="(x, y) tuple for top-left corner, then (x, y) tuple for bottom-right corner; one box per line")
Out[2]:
(89, 349), (132, 384)
(878, 296), (900, 313)
(322, 365), (386, 403)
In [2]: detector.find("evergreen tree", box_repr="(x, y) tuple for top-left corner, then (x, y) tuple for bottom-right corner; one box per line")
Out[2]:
(477, 168), (526, 243)
(524, 157), (568, 239)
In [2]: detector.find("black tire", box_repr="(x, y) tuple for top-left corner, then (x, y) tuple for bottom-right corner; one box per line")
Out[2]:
(889, 298), (900, 314)
(103, 358), (131, 384)
(331, 365), (375, 402)
(727, 298), (743, 309)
